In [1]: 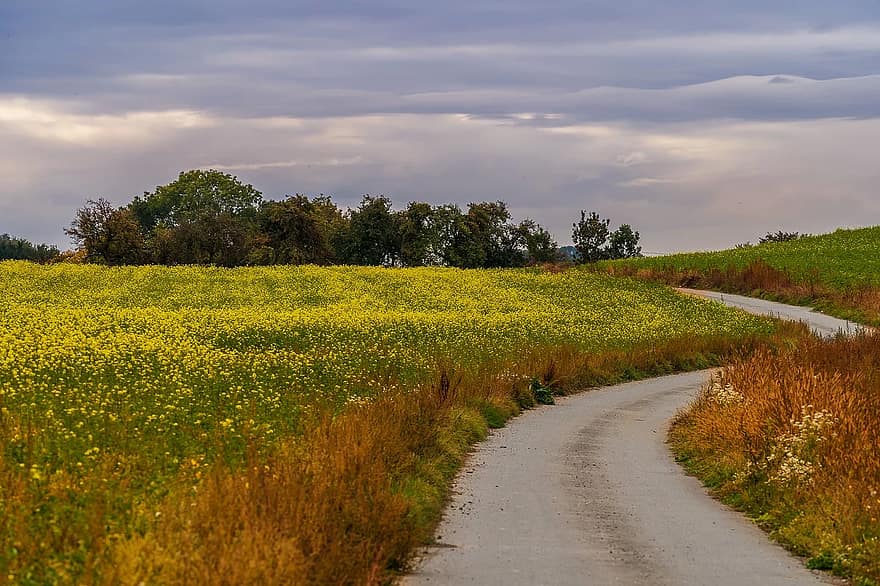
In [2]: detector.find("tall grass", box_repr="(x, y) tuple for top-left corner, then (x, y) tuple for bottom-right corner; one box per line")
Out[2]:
(671, 334), (880, 584)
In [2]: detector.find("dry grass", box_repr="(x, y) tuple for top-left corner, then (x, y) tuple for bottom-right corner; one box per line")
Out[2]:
(671, 334), (880, 584)
(109, 336), (762, 585)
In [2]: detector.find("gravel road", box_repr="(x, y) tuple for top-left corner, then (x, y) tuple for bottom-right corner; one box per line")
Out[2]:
(405, 291), (850, 585)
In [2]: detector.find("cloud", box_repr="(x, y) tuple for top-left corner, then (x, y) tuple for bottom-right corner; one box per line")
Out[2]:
(209, 156), (365, 171)
(1, 1), (879, 252)
(0, 97), (210, 144)
(1, 94), (878, 253)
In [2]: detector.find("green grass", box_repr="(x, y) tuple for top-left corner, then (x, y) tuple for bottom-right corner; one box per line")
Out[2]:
(605, 225), (880, 290)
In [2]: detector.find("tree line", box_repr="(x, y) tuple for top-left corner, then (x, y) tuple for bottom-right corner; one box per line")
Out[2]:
(0, 234), (60, 262)
(4, 169), (644, 267)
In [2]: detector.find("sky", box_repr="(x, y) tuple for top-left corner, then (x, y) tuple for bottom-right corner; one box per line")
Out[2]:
(2, 1), (879, 252)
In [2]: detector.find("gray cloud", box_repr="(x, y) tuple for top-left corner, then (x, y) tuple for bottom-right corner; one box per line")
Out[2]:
(1, 1), (879, 251)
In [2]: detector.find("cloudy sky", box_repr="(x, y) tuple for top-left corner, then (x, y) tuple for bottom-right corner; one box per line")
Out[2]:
(2, 1), (879, 252)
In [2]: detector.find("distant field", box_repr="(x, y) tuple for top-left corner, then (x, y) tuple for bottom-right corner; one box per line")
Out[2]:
(606, 226), (880, 289)
(0, 262), (772, 583)
(602, 226), (880, 325)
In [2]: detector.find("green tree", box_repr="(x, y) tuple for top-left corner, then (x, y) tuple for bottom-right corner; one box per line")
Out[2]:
(572, 211), (641, 263)
(516, 219), (559, 264)
(466, 201), (526, 268)
(0, 234), (60, 262)
(260, 195), (345, 265)
(397, 201), (439, 267)
(340, 195), (400, 266)
(759, 230), (803, 244)
(129, 170), (263, 266)
(150, 213), (255, 267)
(430, 204), (482, 268)
(572, 211), (611, 263)
(608, 224), (641, 259)
(130, 170), (262, 231)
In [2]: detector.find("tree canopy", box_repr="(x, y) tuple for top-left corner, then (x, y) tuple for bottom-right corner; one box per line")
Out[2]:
(0, 234), (60, 262)
(571, 211), (641, 263)
(64, 170), (651, 269)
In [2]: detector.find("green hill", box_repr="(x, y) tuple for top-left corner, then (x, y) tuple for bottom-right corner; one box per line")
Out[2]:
(602, 225), (880, 324)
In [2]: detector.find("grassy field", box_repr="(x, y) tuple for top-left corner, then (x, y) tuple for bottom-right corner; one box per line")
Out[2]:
(0, 261), (774, 584)
(606, 226), (880, 288)
(602, 226), (880, 324)
(606, 226), (880, 584)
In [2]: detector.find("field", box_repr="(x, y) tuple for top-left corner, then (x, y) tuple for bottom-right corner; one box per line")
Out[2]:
(606, 226), (880, 289)
(0, 261), (773, 584)
(601, 226), (880, 325)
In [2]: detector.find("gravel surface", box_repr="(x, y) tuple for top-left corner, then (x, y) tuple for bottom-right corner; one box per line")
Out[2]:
(405, 291), (850, 585)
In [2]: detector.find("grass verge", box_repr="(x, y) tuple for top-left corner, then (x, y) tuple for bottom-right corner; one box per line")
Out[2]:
(670, 334), (880, 585)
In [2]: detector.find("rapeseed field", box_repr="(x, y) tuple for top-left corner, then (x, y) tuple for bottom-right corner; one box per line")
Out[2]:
(0, 261), (771, 583)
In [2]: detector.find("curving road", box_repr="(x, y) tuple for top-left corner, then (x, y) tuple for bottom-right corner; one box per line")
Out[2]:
(405, 291), (851, 585)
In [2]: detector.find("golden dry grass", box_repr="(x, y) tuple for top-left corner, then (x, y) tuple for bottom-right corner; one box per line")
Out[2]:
(671, 335), (880, 583)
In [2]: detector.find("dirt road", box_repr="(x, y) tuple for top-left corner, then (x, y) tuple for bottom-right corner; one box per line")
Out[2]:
(405, 291), (848, 585)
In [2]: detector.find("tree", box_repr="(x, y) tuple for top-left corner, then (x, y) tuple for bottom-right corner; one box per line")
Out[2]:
(129, 170), (263, 266)
(260, 195), (344, 265)
(66, 198), (146, 264)
(516, 219), (559, 264)
(397, 202), (439, 267)
(150, 213), (255, 267)
(0, 234), (60, 262)
(130, 170), (263, 231)
(608, 224), (641, 259)
(572, 211), (641, 263)
(759, 230), (803, 244)
(467, 201), (529, 268)
(340, 195), (400, 266)
(431, 204), (479, 268)
(572, 211), (611, 263)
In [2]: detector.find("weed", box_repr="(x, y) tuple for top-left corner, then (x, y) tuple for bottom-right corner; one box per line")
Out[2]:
(530, 379), (556, 405)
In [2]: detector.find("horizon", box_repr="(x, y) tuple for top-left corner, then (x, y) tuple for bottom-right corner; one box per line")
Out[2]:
(2, 1), (879, 252)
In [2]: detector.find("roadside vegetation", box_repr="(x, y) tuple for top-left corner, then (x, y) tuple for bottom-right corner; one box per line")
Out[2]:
(601, 226), (880, 325)
(0, 261), (774, 584)
(609, 226), (880, 584)
(671, 335), (880, 585)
